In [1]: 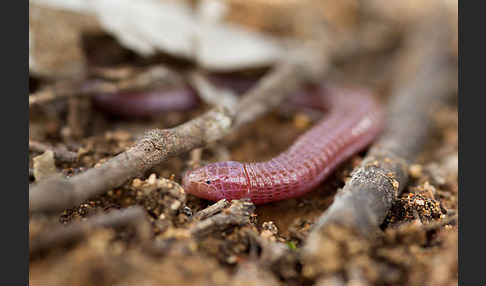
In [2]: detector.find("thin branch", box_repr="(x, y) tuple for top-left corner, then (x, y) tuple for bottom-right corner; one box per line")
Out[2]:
(188, 71), (239, 108)
(305, 10), (456, 250)
(29, 52), (328, 213)
(188, 148), (204, 169)
(233, 54), (323, 129)
(29, 65), (183, 107)
(66, 96), (91, 140)
(29, 106), (233, 212)
(30, 206), (148, 255)
(189, 199), (255, 239)
(29, 140), (78, 163)
(193, 199), (230, 221)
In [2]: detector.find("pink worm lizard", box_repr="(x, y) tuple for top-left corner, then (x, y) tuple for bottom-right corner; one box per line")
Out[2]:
(182, 84), (384, 204)
(93, 78), (384, 204)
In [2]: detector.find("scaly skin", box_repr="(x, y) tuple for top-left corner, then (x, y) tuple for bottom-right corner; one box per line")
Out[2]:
(182, 85), (384, 204)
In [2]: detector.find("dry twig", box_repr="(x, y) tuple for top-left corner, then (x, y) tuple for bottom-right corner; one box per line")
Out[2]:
(189, 199), (255, 239)
(29, 140), (78, 163)
(305, 10), (456, 250)
(193, 199), (231, 221)
(29, 65), (183, 107)
(188, 148), (204, 169)
(66, 96), (92, 139)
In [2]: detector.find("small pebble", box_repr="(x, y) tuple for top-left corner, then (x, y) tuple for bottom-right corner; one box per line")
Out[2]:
(132, 178), (143, 188)
(32, 150), (58, 181)
(147, 173), (157, 185)
(409, 164), (423, 179)
(294, 113), (312, 129)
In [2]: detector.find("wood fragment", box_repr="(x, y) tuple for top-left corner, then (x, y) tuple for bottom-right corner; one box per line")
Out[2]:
(189, 199), (255, 239)
(305, 10), (456, 250)
(193, 199), (230, 221)
(66, 96), (91, 139)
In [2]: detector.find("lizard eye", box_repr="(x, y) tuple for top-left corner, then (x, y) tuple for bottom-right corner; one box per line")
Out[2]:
(206, 180), (211, 185)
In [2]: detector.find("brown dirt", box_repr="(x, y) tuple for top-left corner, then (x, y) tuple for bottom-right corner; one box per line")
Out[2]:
(29, 1), (458, 285)
(29, 90), (457, 285)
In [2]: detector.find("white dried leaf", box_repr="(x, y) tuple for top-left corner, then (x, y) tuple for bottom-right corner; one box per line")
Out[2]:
(88, 0), (283, 70)
(89, 0), (197, 58)
(195, 22), (282, 71)
(30, 0), (285, 71)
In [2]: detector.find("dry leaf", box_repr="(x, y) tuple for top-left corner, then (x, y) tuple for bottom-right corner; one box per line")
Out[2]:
(89, 0), (283, 71)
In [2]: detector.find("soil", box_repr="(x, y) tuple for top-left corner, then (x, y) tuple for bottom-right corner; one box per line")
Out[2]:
(29, 2), (458, 284)
(29, 86), (457, 285)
